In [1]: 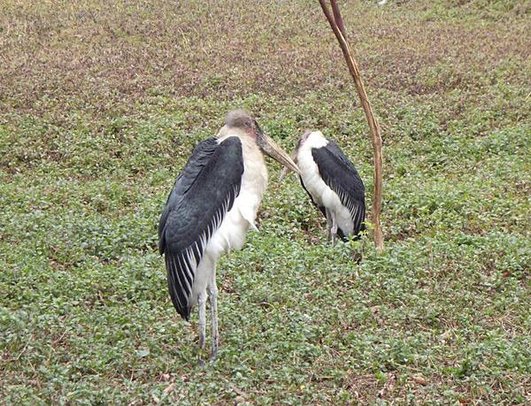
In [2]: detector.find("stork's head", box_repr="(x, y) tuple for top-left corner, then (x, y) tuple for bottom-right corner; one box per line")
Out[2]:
(279, 130), (314, 180)
(221, 110), (300, 175)
(295, 130), (313, 151)
(224, 109), (260, 133)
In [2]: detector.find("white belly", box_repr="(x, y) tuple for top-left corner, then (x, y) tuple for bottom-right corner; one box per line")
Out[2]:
(297, 147), (353, 236)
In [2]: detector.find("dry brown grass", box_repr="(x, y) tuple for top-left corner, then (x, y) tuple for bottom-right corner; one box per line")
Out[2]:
(1, 0), (529, 118)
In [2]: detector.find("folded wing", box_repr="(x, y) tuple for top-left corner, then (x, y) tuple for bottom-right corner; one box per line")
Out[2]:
(158, 137), (244, 319)
(311, 141), (365, 238)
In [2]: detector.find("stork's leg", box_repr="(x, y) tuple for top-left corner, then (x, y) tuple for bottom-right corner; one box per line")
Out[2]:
(331, 217), (339, 246)
(326, 208), (338, 245)
(208, 267), (219, 361)
(197, 290), (207, 355)
(325, 208), (333, 242)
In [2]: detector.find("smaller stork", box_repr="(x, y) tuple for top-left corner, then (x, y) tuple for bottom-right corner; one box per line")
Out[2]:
(283, 131), (365, 243)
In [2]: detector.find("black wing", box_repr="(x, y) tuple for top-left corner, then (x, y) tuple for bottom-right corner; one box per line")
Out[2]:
(311, 141), (365, 239)
(158, 137), (244, 320)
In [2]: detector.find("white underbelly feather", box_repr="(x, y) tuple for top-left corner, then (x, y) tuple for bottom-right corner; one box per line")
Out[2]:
(189, 201), (249, 304)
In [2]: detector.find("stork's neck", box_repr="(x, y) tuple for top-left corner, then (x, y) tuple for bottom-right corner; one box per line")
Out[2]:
(302, 131), (328, 150)
(217, 128), (268, 228)
(216, 126), (248, 142)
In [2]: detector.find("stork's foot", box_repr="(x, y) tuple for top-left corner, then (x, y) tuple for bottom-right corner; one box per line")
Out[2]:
(196, 344), (219, 364)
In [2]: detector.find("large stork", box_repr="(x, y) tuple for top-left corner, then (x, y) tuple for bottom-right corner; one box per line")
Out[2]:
(284, 130), (365, 243)
(158, 110), (299, 360)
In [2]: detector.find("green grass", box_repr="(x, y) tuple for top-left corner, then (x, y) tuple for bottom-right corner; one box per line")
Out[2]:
(1, 0), (530, 404)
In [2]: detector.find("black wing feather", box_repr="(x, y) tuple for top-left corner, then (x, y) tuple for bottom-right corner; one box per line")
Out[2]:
(311, 141), (366, 239)
(158, 137), (244, 320)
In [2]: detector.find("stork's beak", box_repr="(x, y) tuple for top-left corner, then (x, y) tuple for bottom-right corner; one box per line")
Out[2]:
(279, 149), (298, 181)
(257, 131), (301, 175)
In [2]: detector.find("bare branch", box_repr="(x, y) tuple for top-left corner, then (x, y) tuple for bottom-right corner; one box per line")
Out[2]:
(318, 0), (384, 252)
(330, 0), (347, 40)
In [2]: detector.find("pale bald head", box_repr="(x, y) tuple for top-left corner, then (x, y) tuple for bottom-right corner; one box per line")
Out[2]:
(295, 130), (313, 151)
(225, 109), (256, 130)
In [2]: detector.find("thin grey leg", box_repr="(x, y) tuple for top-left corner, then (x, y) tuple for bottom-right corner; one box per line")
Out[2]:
(197, 291), (207, 352)
(208, 268), (219, 361)
(326, 208), (338, 245)
(325, 208), (333, 242)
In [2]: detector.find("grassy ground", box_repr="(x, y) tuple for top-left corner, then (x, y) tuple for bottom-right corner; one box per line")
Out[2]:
(1, 0), (530, 404)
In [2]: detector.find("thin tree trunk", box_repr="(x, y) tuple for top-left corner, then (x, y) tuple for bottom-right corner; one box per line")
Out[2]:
(318, 0), (384, 252)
